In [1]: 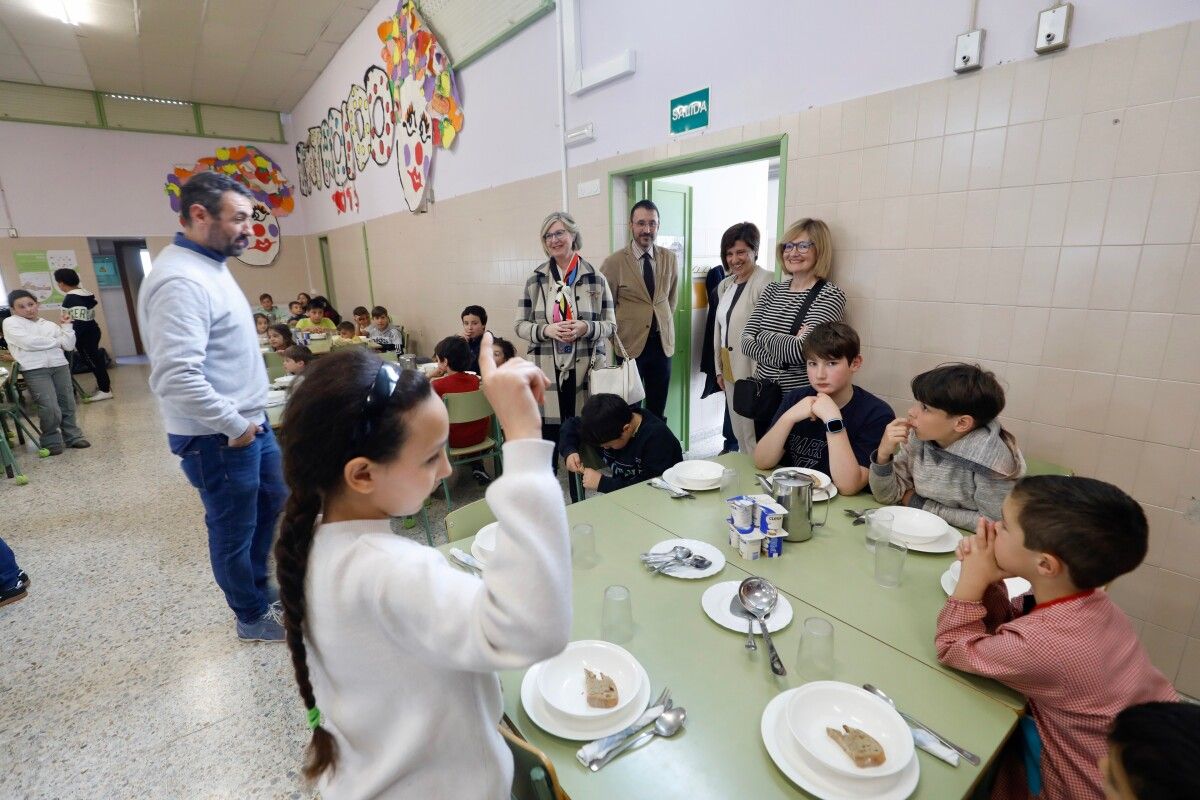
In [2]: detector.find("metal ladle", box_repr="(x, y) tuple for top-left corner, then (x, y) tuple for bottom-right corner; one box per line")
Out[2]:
(738, 577), (787, 676)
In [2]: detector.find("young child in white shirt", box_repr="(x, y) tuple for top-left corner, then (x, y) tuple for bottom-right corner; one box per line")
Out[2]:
(2, 290), (90, 454)
(274, 333), (569, 798)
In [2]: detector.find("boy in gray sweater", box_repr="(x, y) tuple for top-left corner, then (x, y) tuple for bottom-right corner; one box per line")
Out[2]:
(870, 363), (1025, 529)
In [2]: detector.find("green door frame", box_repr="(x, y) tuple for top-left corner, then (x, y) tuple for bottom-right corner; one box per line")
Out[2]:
(606, 134), (790, 451)
(317, 235), (336, 307)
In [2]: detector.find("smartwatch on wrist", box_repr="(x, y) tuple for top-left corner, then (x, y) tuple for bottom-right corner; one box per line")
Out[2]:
(825, 418), (845, 434)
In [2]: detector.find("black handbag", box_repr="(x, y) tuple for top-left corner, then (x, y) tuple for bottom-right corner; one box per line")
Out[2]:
(732, 279), (827, 421)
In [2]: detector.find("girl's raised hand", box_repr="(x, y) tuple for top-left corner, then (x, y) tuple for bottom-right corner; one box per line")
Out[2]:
(477, 332), (549, 442)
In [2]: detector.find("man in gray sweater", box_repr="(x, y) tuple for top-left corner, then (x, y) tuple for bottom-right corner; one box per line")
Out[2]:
(138, 172), (287, 642)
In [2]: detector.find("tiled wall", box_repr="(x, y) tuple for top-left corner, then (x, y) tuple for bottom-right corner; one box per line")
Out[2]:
(314, 22), (1200, 694)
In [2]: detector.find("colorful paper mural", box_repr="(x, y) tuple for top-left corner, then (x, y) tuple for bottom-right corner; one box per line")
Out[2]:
(165, 146), (296, 267)
(295, 0), (464, 214)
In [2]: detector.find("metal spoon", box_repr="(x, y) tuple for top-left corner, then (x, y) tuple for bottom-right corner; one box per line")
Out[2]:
(728, 595), (758, 650)
(862, 684), (981, 766)
(588, 706), (687, 770)
(738, 577), (786, 676)
(648, 546), (692, 574)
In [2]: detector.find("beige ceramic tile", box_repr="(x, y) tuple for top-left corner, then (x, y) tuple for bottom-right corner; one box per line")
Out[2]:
(1116, 313), (1173, 380)
(819, 103), (843, 154)
(1079, 310), (1129, 373)
(1045, 46), (1092, 119)
(1016, 246), (1059, 306)
(1001, 121), (1041, 188)
(911, 138), (943, 195)
(1131, 244), (1188, 312)
(1108, 560), (1159, 621)
(1031, 367), (1075, 426)
(859, 146), (888, 200)
(1114, 102), (1173, 177)
(1160, 97), (1200, 173)
(1101, 175), (1156, 245)
(1068, 371), (1116, 433)
(1063, 179), (1112, 246)
(1129, 24), (1189, 107)
(1146, 381), (1200, 448)
(1134, 443), (1188, 510)
(968, 127), (1006, 189)
(1023, 421), (1067, 461)
(1009, 306), (1050, 365)
(863, 92), (893, 148)
(916, 81), (948, 140)
(904, 195), (937, 249)
(985, 247), (1024, 305)
(939, 132), (974, 192)
(1085, 36), (1137, 113)
(1052, 246), (1099, 308)
(1089, 246), (1141, 310)
(1026, 183), (1071, 246)
(954, 248), (991, 304)
(924, 248), (959, 302)
(1010, 58), (1051, 125)
(1164, 509), (1200, 581)
(993, 187), (1034, 247)
(1002, 363), (1038, 419)
(932, 192), (967, 249)
(1176, 20), (1200, 99)
(962, 189), (998, 247)
(1176, 245), (1200, 314)
(1161, 314), (1200, 384)
(816, 154), (841, 203)
(976, 64), (1015, 130)
(880, 198), (909, 248)
(840, 97), (866, 152)
(1176, 637), (1200, 698)
(795, 108), (821, 157)
(1142, 503), (1176, 567)
(976, 305), (1015, 361)
(1058, 427), (1104, 474)
(889, 85), (919, 144)
(1041, 308), (1086, 368)
(945, 74), (980, 134)
(1036, 115), (1081, 184)
(884, 141), (916, 198)
(1094, 434), (1146, 495)
(837, 151), (863, 202)
(1074, 111), (1124, 181)
(1145, 171), (1200, 244)
(1140, 621), (1187, 680)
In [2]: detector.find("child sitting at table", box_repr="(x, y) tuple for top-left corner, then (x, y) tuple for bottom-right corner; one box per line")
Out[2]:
(491, 336), (516, 366)
(287, 301), (305, 326)
(296, 299), (337, 333)
(331, 321), (369, 349)
(254, 312), (271, 341)
(869, 363), (1024, 528)
(754, 321), (892, 495)
(368, 306), (404, 352)
(351, 306), (371, 337)
(1100, 701), (1200, 800)
(461, 304), (487, 373)
(282, 345), (314, 377)
(272, 337), (568, 798)
(559, 393), (682, 494)
(432, 335), (491, 485)
(2, 290), (90, 453)
(266, 323), (294, 353)
(936, 476), (1177, 800)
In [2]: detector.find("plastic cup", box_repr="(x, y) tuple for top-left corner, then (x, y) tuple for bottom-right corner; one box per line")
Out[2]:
(874, 535), (908, 588)
(720, 468), (739, 498)
(601, 585), (634, 643)
(571, 523), (598, 569)
(865, 510), (894, 553)
(795, 617), (835, 680)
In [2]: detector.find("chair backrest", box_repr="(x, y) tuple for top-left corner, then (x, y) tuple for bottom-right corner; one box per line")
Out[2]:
(1024, 457), (1073, 477)
(263, 351), (285, 381)
(445, 498), (498, 542)
(444, 388), (494, 425)
(500, 722), (565, 800)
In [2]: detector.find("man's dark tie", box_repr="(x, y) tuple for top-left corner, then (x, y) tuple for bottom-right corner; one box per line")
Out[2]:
(641, 252), (655, 298)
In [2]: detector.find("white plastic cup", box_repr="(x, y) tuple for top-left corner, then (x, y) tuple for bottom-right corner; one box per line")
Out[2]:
(720, 467), (739, 498)
(601, 585), (634, 643)
(865, 510), (894, 553)
(874, 535), (908, 588)
(795, 617), (835, 680)
(571, 523), (598, 569)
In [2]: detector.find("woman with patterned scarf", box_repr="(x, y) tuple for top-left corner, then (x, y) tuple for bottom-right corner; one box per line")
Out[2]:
(516, 211), (617, 470)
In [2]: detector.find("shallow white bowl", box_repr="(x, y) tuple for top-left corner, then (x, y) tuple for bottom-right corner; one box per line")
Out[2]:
(785, 681), (913, 779)
(672, 460), (725, 484)
(536, 640), (642, 720)
(875, 506), (949, 544)
(475, 521), (499, 555)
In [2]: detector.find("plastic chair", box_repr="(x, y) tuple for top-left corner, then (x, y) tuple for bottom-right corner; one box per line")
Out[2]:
(1024, 458), (1073, 477)
(445, 498), (497, 543)
(0, 366), (41, 483)
(500, 719), (566, 800)
(569, 442), (604, 503)
(263, 351), (286, 381)
(440, 389), (503, 510)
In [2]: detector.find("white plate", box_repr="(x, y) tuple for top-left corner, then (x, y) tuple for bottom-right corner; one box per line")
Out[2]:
(771, 467), (838, 501)
(662, 464), (719, 491)
(874, 506), (949, 544)
(519, 660), (651, 740)
(273, 374), (296, 386)
(536, 640), (642, 719)
(701, 580), (793, 634)
(265, 390), (287, 408)
(762, 691), (919, 800)
(673, 459), (726, 484)
(785, 682), (914, 779)
(647, 539), (725, 579)
(942, 561), (1032, 600)
(906, 526), (963, 554)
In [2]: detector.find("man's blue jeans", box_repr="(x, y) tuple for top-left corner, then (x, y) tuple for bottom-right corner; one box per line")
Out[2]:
(0, 535), (20, 590)
(168, 423), (287, 624)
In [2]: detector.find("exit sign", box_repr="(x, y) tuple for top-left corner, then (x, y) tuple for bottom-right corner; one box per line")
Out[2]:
(670, 87), (709, 135)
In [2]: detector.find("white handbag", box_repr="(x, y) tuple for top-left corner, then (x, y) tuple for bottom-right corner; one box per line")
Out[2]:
(589, 334), (646, 404)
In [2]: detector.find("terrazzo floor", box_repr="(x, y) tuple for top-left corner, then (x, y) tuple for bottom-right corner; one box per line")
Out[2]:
(1, 362), (723, 798)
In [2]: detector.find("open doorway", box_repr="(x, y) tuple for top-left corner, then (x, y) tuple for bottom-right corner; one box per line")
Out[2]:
(610, 138), (785, 453)
(88, 238), (150, 359)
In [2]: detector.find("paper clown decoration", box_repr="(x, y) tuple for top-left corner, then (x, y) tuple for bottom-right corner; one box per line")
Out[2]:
(378, 0), (465, 212)
(165, 146), (296, 266)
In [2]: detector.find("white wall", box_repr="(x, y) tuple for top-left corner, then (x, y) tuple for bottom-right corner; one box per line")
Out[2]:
(288, 0), (1200, 232)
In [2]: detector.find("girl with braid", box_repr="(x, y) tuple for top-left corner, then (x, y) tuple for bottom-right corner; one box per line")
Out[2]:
(274, 333), (572, 798)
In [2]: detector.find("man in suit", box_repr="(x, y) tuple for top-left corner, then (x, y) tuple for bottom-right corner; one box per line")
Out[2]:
(600, 200), (678, 420)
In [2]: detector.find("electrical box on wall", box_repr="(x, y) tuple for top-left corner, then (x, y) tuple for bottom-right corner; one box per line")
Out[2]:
(1036, 3), (1072, 54)
(955, 30), (984, 73)
(7, 228), (16, 238)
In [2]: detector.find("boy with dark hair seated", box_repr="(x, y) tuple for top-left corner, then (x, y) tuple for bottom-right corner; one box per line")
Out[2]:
(331, 320), (368, 348)
(461, 304), (488, 373)
(870, 362), (1025, 528)
(937, 476), (1177, 800)
(1101, 701), (1200, 800)
(432, 335), (491, 485)
(754, 321), (892, 495)
(368, 306), (404, 351)
(560, 393), (682, 493)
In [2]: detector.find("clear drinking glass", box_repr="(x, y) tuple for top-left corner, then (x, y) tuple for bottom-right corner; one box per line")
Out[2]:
(720, 468), (740, 498)
(865, 510), (894, 553)
(795, 617), (835, 680)
(601, 585), (634, 643)
(571, 523), (598, 569)
(874, 535), (908, 588)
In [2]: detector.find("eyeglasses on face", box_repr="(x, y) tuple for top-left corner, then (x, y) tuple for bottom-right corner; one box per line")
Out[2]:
(543, 230), (571, 242)
(782, 241), (816, 253)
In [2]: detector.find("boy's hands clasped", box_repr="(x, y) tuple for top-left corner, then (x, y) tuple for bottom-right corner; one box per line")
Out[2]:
(477, 332), (548, 442)
(952, 517), (1008, 600)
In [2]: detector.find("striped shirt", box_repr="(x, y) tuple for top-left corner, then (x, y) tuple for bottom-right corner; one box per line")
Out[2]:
(739, 279), (846, 392)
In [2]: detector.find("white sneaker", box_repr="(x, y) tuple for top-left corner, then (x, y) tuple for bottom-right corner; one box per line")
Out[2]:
(87, 391), (114, 402)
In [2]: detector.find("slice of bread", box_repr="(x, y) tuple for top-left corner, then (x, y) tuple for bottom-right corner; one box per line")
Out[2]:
(826, 724), (887, 768)
(584, 667), (618, 709)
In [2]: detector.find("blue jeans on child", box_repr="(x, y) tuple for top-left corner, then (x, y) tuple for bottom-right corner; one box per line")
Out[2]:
(168, 422), (287, 624)
(0, 535), (19, 590)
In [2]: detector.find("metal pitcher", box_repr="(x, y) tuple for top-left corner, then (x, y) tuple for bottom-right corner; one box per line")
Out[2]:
(756, 470), (830, 542)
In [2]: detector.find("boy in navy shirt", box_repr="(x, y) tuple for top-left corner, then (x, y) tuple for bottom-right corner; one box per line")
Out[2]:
(560, 393), (682, 494)
(754, 321), (891, 495)
(54, 267), (112, 402)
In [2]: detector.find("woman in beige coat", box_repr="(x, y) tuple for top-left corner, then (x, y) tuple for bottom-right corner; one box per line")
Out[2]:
(713, 222), (774, 453)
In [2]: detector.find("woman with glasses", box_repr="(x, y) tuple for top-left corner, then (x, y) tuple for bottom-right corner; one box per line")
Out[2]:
(740, 218), (846, 437)
(516, 211), (616, 470)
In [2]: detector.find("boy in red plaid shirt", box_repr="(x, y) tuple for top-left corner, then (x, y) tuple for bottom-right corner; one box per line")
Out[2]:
(935, 476), (1176, 800)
